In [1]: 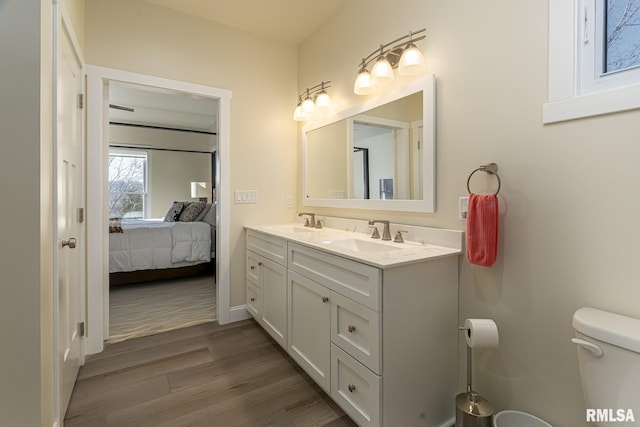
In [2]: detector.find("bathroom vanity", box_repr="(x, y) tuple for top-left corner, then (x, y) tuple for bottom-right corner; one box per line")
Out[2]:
(245, 221), (462, 427)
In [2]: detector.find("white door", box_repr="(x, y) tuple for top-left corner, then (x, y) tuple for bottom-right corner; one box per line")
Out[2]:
(56, 6), (85, 418)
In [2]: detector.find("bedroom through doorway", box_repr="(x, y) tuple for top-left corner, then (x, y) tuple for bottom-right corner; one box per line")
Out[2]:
(106, 81), (219, 342)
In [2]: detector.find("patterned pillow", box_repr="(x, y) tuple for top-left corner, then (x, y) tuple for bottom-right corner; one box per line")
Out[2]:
(163, 201), (185, 222)
(193, 203), (211, 222)
(178, 201), (207, 222)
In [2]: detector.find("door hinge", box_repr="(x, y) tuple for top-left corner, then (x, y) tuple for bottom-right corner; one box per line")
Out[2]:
(77, 93), (84, 109)
(78, 322), (85, 337)
(77, 207), (84, 223)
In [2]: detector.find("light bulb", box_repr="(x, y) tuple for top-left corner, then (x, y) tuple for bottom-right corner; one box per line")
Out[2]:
(354, 69), (375, 95)
(293, 105), (307, 121)
(371, 55), (395, 86)
(398, 43), (425, 76)
(315, 91), (331, 108)
(302, 97), (315, 113)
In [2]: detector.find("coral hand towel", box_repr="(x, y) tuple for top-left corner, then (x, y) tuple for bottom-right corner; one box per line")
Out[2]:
(466, 193), (499, 267)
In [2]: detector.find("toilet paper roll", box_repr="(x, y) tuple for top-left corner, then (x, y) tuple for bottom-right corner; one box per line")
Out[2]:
(464, 318), (499, 348)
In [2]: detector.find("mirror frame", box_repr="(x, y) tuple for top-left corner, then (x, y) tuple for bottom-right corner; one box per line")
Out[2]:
(302, 74), (436, 212)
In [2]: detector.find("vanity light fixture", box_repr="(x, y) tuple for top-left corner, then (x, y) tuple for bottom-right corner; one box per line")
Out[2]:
(354, 29), (426, 95)
(293, 81), (332, 122)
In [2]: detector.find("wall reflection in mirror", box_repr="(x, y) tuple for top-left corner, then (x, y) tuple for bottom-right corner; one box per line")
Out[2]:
(303, 75), (434, 212)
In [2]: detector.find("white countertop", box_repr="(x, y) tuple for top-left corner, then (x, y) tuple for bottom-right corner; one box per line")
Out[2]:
(245, 223), (463, 269)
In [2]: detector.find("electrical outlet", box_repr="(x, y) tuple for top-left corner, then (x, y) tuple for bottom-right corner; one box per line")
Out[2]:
(459, 197), (469, 220)
(285, 195), (293, 208)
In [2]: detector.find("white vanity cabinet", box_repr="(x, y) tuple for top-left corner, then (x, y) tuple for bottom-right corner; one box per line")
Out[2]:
(245, 231), (288, 349)
(245, 227), (459, 427)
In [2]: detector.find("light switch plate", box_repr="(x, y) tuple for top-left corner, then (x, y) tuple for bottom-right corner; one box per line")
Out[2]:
(235, 190), (258, 204)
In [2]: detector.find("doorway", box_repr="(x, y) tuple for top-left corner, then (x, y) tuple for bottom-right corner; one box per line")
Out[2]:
(86, 67), (232, 354)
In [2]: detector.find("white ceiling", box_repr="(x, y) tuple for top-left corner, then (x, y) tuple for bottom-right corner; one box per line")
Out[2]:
(109, 82), (219, 133)
(143, 0), (349, 45)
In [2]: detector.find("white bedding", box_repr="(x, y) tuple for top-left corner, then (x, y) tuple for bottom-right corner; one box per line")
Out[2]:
(109, 219), (212, 273)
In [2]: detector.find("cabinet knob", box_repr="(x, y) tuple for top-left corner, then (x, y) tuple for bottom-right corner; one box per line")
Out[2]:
(322, 296), (329, 303)
(250, 297), (255, 302)
(250, 266), (255, 270)
(348, 384), (356, 393)
(258, 262), (263, 266)
(348, 325), (356, 333)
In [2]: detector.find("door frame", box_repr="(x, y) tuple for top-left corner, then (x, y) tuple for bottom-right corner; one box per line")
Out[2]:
(85, 66), (232, 354)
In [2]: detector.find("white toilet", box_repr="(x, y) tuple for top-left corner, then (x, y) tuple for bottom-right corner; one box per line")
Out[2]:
(572, 307), (640, 426)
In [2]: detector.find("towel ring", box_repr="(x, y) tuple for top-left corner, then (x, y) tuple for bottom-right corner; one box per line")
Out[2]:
(467, 163), (501, 195)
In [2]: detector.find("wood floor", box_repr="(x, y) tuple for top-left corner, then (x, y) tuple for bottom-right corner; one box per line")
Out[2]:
(65, 319), (357, 427)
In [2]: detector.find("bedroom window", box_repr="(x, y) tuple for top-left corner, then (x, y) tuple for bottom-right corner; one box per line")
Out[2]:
(544, 0), (640, 123)
(109, 149), (148, 219)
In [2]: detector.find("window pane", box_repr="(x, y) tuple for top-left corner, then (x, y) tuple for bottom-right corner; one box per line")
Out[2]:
(606, 0), (640, 73)
(108, 153), (146, 218)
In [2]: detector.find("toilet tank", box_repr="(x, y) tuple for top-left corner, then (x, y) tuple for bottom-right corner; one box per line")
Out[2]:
(572, 307), (640, 424)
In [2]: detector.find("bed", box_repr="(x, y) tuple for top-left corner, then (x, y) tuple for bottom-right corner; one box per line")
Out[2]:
(109, 202), (215, 286)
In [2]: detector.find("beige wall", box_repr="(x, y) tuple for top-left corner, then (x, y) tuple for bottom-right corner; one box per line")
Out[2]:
(299, 1), (640, 426)
(85, 0), (299, 307)
(148, 150), (211, 218)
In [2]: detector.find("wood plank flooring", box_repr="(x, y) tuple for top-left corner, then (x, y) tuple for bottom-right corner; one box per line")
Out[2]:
(65, 320), (357, 427)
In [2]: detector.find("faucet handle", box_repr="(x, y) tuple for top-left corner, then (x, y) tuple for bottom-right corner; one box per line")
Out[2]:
(315, 219), (323, 229)
(393, 230), (408, 243)
(370, 226), (381, 239)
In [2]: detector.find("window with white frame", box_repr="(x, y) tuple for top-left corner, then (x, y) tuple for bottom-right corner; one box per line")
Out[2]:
(544, 0), (640, 123)
(108, 149), (148, 218)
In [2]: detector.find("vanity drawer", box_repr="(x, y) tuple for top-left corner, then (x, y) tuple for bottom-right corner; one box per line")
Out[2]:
(246, 230), (287, 266)
(288, 242), (381, 311)
(246, 280), (261, 318)
(331, 291), (381, 374)
(331, 343), (381, 427)
(246, 251), (261, 284)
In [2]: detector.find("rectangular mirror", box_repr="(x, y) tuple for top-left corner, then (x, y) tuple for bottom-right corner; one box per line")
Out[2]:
(303, 75), (435, 212)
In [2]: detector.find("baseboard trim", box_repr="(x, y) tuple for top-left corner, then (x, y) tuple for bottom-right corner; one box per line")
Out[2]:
(229, 304), (251, 323)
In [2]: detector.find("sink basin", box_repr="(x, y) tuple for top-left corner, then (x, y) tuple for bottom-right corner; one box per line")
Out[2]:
(322, 238), (400, 254)
(264, 225), (315, 234)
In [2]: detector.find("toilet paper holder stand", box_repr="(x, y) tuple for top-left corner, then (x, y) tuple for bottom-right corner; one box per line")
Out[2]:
(455, 326), (495, 426)
(459, 326), (475, 394)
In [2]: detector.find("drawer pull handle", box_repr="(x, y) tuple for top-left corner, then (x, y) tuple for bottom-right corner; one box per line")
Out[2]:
(250, 297), (255, 302)
(348, 325), (356, 333)
(258, 262), (263, 266)
(250, 266), (255, 270)
(322, 296), (329, 303)
(348, 384), (356, 393)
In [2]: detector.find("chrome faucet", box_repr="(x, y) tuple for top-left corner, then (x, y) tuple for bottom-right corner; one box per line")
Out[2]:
(368, 220), (391, 241)
(298, 212), (316, 228)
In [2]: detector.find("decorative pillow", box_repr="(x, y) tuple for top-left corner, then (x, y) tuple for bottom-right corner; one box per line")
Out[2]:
(163, 201), (185, 222)
(201, 202), (215, 226)
(193, 203), (212, 222)
(178, 201), (207, 222)
(108, 217), (123, 233)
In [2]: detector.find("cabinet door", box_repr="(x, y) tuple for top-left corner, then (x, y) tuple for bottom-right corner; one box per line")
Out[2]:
(260, 257), (287, 348)
(287, 270), (331, 392)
